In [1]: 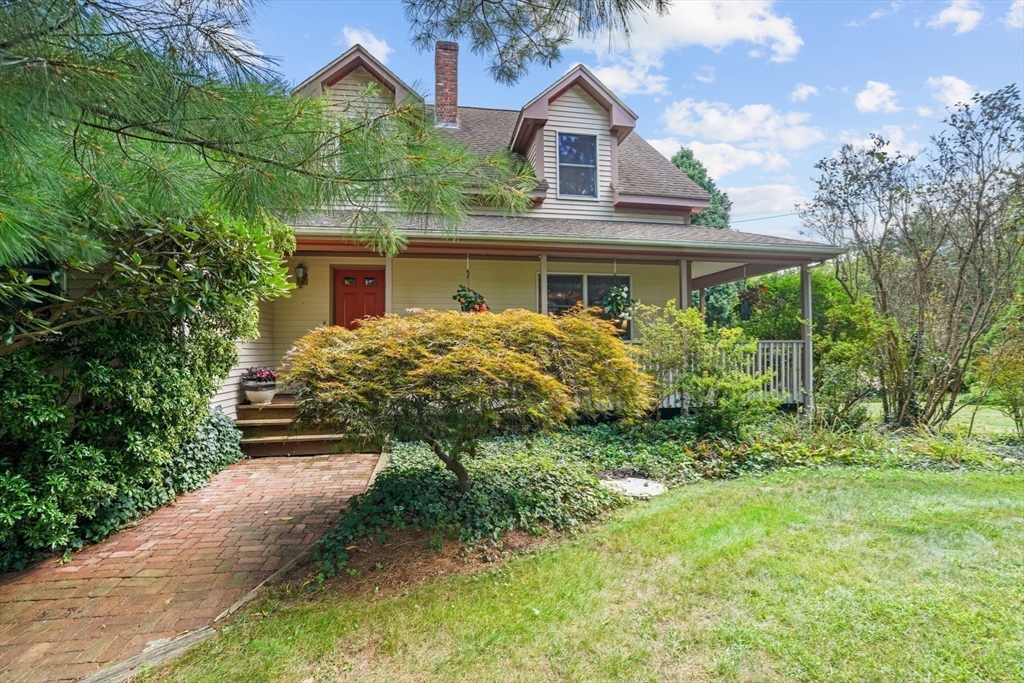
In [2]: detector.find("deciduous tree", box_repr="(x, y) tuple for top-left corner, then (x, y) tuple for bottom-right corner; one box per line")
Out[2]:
(801, 86), (1024, 426)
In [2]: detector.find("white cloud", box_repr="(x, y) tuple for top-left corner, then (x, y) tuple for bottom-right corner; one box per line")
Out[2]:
(846, 2), (903, 27)
(1004, 0), (1024, 28)
(726, 184), (808, 215)
(336, 27), (393, 63)
(855, 81), (902, 113)
(917, 106), (934, 117)
(661, 99), (825, 151)
(927, 0), (984, 34)
(870, 2), (904, 20)
(647, 139), (788, 177)
(841, 125), (924, 156)
(579, 1), (803, 63)
(578, 1), (802, 100)
(926, 75), (980, 107)
(790, 83), (818, 102)
(647, 137), (684, 159)
(694, 65), (716, 83)
(590, 59), (668, 95)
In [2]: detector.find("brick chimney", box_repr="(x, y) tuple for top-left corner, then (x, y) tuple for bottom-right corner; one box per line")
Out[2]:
(434, 41), (458, 127)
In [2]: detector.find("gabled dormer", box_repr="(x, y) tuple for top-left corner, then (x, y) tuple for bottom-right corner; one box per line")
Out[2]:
(293, 44), (420, 114)
(506, 65), (708, 218)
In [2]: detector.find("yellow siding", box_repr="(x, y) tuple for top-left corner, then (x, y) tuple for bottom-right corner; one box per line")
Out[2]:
(325, 66), (393, 116)
(547, 261), (679, 309)
(392, 258), (538, 314)
(268, 255), (683, 358)
(211, 300), (276, 418)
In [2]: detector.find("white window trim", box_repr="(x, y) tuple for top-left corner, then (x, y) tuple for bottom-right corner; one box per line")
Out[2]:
(537, 271), (633, 340)
(554, 131), (600, 201)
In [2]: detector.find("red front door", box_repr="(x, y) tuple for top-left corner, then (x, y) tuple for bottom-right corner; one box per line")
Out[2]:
(333, 269), (386, 330)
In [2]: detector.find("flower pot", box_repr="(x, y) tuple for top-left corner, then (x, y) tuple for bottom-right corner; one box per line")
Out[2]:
(241, 380), (277, 405)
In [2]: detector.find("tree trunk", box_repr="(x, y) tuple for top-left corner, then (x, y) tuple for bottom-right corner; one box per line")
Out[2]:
(423, 435), (471, 494)
(445, 458), (471, 494)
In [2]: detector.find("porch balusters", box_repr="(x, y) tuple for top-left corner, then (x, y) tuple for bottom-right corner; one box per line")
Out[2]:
(644, 340), (807, 409)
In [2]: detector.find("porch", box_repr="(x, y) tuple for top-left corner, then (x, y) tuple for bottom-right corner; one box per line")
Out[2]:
(214, 230), (829, 429)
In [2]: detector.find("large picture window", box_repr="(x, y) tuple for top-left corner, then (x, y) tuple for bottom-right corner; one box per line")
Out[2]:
(540, 273), (632, 337)
(557, 133), (598, 198)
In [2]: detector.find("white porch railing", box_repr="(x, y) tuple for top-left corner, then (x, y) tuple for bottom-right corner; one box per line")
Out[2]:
(644, 340), (806, 409)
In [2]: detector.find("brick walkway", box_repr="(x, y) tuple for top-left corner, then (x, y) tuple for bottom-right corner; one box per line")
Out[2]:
(0, 454), (378, 683)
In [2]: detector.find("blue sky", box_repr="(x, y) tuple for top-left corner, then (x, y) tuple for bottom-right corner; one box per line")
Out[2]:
(244, 0), (1024, 239)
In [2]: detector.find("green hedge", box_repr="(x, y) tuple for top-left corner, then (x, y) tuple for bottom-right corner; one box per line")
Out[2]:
(1, 407), (242, 571)
(79, 409), (243, 545)
(0, 319), (244, 572)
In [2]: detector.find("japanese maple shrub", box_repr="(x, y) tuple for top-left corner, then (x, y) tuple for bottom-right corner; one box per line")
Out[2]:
(284, 308), (655, 492)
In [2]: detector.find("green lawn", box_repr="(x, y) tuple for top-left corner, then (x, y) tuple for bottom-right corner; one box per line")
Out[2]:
(150, 469), (1024, 682)
(865, 402), (1018, 434)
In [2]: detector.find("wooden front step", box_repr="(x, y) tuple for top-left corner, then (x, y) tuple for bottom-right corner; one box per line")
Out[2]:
(236, 400), (298, 421)
(235, 395), (380, 457)
(236, 420), (340, 440)
(240, 433), (355, 458)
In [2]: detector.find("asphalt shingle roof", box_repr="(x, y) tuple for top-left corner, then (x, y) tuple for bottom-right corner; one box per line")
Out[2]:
(295, 213), (843, 254)
(616, 133), (708, 200)
(437, 107), (521, 158)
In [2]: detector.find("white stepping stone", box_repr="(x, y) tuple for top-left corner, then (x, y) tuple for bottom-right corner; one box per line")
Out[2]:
(600, 477), (667, 499)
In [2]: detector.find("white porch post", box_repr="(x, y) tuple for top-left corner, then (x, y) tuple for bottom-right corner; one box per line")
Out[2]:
(385, 256), (394, 314)
(800, 264), (814, 413)
(539, 254), (548, 314)
(699, 288), (706, 315)
(678, 259), (691, 309)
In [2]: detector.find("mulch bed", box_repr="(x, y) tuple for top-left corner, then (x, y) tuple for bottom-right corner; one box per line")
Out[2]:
(274, 528), (559, 601)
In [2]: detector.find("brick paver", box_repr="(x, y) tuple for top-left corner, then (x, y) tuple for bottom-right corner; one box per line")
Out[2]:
(0, 454), (378, 683)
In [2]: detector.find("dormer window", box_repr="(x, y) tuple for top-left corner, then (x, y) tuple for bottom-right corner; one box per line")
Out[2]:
(557, 133), (598, 198)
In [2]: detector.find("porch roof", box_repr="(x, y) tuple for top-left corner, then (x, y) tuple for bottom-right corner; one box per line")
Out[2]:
(292, 213), (845, 262)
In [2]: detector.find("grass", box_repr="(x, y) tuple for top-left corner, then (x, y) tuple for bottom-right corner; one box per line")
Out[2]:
(148, 468), (1024, 682)
(864, 402), (1018, 435)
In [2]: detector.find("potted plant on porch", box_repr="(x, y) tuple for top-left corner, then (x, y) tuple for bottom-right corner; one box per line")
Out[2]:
(241, 366), (279, 405)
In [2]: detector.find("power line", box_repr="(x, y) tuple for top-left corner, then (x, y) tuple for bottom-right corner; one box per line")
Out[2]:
(731, 212), (800, 224)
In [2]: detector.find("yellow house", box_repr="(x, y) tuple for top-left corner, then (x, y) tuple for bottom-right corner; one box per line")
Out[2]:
(216, 42), (844, 436)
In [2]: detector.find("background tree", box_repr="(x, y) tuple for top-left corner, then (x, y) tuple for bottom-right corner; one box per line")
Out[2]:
(670, 148), (733, 230)
(974, 277), (1024, 437)
(669, 147), (737, 326)
(801, 86), (1024, 427)
(285, 309), (655, 493)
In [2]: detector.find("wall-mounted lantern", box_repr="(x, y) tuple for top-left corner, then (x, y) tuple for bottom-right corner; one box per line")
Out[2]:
(294, 263), (308, 288)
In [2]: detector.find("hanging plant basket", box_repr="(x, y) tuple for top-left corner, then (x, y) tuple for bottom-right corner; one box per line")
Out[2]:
(601, 284), (634, 332)
(453, 284), (488, 312)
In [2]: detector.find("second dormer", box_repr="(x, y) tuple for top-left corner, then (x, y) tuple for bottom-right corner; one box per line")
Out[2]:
(507, 65), (709, 222)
